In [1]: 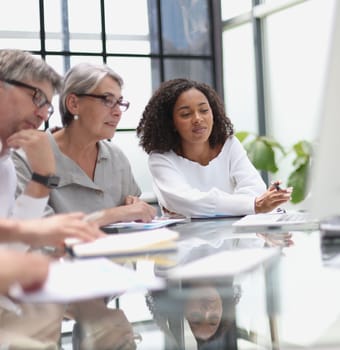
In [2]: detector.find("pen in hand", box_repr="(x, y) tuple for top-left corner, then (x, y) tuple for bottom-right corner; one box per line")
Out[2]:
(273, 183), (282, 191)
(272, 181), (294, 193)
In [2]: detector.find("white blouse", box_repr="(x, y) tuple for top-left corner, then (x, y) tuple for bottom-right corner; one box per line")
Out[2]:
(149, 136), (266, 217)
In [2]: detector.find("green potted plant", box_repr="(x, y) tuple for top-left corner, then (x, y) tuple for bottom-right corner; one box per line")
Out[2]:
(236, 132), (312, 204)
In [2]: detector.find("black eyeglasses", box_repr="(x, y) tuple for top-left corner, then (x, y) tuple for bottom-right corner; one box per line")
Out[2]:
(4, 79), (54, 118)
(76, 93), (130, 112)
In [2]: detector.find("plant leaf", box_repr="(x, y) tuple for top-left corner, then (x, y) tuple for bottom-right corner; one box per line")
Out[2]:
(246, 139), (278, 173)
(260, 137), (286, 155)
(287, 163), (309, 203)
(293, 140), (312, 157)
(235, 131), (250, 143)
(292, 155), (309, 168)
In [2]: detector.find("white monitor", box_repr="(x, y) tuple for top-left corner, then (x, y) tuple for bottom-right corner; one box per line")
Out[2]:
(309, 0), (340, 220)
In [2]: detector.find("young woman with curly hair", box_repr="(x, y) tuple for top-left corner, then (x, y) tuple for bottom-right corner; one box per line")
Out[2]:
(137, 78), (291, 217)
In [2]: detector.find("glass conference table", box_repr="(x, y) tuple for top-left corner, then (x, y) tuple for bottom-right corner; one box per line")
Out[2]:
(6, 217), (340, 350)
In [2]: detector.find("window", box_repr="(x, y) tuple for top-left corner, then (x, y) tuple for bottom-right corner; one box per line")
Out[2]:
(221, 0), (336, 182)
(0, 0), (221, 196)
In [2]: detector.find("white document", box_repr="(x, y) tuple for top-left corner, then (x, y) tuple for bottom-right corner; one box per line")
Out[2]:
(67, 228), (179, 258)
(103, 217), (187, 230)
(9, 258), (164, 303)
(167, 248), (280, 280)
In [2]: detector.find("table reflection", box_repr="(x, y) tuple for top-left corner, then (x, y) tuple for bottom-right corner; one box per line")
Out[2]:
(70, 298), (137, 350)
(147, 278), (241, 350)
(4, 216), (330, 350)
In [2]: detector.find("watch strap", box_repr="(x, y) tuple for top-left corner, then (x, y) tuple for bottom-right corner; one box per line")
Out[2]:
(31, 172), (60, 189)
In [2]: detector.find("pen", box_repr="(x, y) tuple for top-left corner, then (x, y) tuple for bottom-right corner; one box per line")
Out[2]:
(273, 183), (281, 191)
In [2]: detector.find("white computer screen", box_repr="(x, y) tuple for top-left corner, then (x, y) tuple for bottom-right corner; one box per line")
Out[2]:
(309, 1), (340, 220)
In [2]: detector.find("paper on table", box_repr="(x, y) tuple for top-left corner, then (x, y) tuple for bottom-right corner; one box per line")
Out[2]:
(103, 217), (187, 230)
(190, 214), (242, 219)
(67, 227), (179, 258)
(9, 258), (164, 303)
(166, 248), (280, 280)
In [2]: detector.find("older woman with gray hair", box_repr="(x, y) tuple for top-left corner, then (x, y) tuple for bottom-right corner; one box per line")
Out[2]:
(13, 62), (156, 226)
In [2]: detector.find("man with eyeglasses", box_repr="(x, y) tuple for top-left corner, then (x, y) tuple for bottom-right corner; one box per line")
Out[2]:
(0, 49), (105, 347)
(0, 49), (60, 218)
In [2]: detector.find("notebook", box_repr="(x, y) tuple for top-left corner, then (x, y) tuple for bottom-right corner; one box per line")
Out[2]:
(65, 227), (179, 258)
(232, 210), (319, 233)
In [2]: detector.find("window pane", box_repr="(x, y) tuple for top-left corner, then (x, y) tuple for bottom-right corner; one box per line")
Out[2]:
(68, 0), (102, 52)
(0, 0), (39, 31)
(0, 38), (40, 51)
(45, 0), (64, 51)
(70, 56), (104, 67)
(222, 24), (258, 133)
(105, 0), (154, 54)
(106, 57), (160, 129)
(265, 0), (335, 145)
(45, 0), (105, 52)
(164, 59), (213, 86)
(0, 0), (40, 50)
(221, 0), (252, 20)
(161, 0), (211, 55)
(44, 55), (65, 76)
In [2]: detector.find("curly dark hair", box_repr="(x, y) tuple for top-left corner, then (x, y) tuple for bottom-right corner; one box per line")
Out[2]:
(136, 78), (234, 154)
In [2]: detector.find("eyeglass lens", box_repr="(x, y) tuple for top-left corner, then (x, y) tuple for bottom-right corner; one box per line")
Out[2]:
(103, 96), (129, 112)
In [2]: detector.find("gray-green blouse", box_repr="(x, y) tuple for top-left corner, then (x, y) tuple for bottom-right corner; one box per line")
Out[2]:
(12, 131), (141, 216)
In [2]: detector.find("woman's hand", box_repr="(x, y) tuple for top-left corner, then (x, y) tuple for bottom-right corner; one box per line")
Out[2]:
(124, 195), (140, 205)
(255, 181), (292, 213)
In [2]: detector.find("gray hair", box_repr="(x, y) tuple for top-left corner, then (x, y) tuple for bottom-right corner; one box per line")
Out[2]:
(59, 62), (124, 126)
(0, 49), (61, 93)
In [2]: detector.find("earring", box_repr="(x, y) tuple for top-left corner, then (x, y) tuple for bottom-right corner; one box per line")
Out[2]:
(74, 115), (79, 120)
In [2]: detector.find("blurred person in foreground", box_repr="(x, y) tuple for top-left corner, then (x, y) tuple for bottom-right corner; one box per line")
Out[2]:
(0, 49), (103, 349)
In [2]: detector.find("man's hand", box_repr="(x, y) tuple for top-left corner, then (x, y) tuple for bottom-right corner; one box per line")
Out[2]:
(7, 130), (56, 197)
(7, 130), (55, 175)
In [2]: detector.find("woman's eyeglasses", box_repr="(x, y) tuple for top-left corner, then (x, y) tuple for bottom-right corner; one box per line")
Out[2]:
(76, 93), (130, 112)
